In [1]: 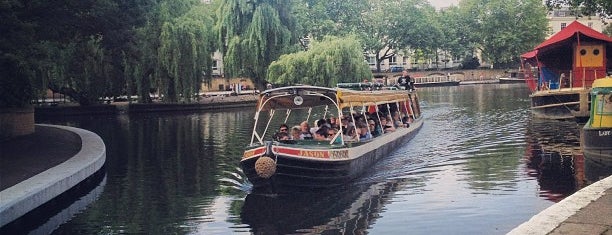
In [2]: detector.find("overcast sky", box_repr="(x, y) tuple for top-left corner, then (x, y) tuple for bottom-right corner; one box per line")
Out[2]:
(428, 0), (460, 8)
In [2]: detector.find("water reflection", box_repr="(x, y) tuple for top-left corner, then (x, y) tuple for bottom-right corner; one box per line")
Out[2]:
(36, 110), (256, 234)
(524, 118), (586, 202)
(241, 179), (418, 234)
(0, 170), (106, 235)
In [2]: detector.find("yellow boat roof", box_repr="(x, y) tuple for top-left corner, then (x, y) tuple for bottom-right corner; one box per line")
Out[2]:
(257, 85), (413, 111)
(592, 76), (612, 89)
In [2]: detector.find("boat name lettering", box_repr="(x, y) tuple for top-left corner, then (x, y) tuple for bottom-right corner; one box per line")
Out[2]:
(599, 130), (611, 136)
(243, 151), (254, 159)
(299, 150), (328, 158)
(329, 150), (349, 159)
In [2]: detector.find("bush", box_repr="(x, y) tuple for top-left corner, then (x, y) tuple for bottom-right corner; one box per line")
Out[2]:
(0, 57), (34, 108)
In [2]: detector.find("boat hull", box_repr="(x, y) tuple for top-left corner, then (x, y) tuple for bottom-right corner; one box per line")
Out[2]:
(241, 118), (423, 193)
(414, 81), (460, 88)
(582, 127), (612, 165)
(530, 88), (590, 120)
(498, 78), (533, 84)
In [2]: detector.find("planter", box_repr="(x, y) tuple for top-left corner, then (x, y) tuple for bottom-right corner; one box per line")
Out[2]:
(0, 107), (35, 141)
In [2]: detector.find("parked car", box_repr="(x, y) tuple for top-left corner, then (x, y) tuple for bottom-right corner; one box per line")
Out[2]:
(389, 66), (404, 72)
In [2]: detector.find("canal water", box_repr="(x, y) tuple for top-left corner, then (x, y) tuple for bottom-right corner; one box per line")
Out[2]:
(25, 83), (609, 234)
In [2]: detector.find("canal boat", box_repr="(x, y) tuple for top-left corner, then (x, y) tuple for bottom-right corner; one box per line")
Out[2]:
(521, 21), (612, 120)
(498, 69), (535, 84)
(412, 75), (460, 87)
(241, 85), (423, 192)
(582, 76), (612, 165)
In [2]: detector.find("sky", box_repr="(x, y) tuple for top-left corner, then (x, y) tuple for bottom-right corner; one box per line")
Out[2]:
(428, 0), (460, 9)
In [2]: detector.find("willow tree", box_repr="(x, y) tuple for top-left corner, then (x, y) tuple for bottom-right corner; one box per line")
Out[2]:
(157, 5), (216, 102)
(267, 35), (372, 87)
(217, 0), (298, 88)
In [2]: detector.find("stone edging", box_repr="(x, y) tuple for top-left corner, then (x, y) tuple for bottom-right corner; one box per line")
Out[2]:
(0, 124), (106, 227)
(507, 175), (612, 235)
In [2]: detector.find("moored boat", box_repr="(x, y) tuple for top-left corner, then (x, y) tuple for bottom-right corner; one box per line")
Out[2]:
(412, 75), (460, 87)
(582, 76), (612, 165)
(498, 69), (535, 84)
(521, 21), (612, 121)
(241, 85), (423, 193)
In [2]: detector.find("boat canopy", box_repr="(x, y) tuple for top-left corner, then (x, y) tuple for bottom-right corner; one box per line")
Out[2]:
(257, 85), (411, 111)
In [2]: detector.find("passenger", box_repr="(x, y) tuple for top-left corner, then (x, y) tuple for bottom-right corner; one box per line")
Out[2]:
(276, 132), (290, 141)
(368, 119), (381, 137)
(401, 116), (411, 128)
(314, 126), (329, 141)
(381, 117), (395, 133)
(329, 116), (340, 130)
(357, 122), (372, 141)
(273, 124), (289, 140)
(290, 126), (301, 140)
(311, 118), (327, 134)
(299, 121), (313, 139)
(343, 125), (359, 142)
(392, 112), (405, 128)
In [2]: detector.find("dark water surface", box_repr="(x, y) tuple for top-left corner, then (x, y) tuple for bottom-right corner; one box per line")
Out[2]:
(27, 83), (608, 234)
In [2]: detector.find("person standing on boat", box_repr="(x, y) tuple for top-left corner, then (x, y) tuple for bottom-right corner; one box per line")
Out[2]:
(560, 73), (570, 88)
(397, 70), (414, 91)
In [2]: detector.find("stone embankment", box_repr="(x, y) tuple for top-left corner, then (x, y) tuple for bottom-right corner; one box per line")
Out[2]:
(35, 94), (259, 116)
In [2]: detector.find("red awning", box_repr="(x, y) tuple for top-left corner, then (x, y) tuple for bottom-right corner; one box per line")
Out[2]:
(534, 21), (612, 50)
(521, 50), (538, 59)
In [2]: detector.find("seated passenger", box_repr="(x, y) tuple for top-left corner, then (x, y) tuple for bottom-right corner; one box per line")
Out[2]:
(314, 126), (330, 141)
(276, 132), (290, 141)
(392, 112), (405, 128)
(290, 126), (301, 140)
(357, 122), (372, 141)
(368, 119), (381, 137)
(299, 121), (313, 139)
(381, 117), (395, 133)
(328, 116), (340, 130)
(342, 125), (359, 142)
(273, 124), (289, 141)
(401, 116), (411, 128)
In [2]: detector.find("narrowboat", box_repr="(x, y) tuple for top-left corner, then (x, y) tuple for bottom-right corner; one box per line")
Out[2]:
(498, 69), (535, 84)
(521, 21), (612, 120)
(582, 76), (612, 165)
(241, 85), (423, 192)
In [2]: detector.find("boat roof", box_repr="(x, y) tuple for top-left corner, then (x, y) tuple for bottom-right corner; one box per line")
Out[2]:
(591, 77), (612, 93)
(257, 85), (412, 111)
(521, 21), (612, 60)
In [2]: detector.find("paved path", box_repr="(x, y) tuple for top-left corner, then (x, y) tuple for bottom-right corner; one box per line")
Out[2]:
(0, 124), (106, 228)
(509, 175), (612, 235)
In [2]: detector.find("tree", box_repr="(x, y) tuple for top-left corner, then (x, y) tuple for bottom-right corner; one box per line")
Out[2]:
(358, 0), (440, 72)
(267, 35), (371, 87)
(458, 0), (548, 67)
(293, 0), (369, 41)
(545, 0), (612, 20)
(603, 24), (612, 37)
(157, 5), (217, 102)
(217, 0), (299, 88)
(437, 6), (480, 63)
